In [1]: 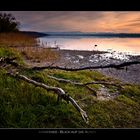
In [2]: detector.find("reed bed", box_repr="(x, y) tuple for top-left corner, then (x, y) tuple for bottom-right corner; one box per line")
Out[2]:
(0, 32), (58, 62)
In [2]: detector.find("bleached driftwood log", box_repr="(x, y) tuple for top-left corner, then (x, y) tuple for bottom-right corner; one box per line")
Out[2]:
(47, 75), (123, 87)
(47, 75), (98, 96)
(8, 72), (89, 123)
(47, 75), (133, 93)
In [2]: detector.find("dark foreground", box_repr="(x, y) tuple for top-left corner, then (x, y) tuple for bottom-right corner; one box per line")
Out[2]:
(1, 46), (140, 128)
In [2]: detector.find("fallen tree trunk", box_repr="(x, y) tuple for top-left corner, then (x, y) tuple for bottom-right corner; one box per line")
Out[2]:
(8, 72), (88, 123)
(31, 61), (140, 71)
(1, 57), (140, 72)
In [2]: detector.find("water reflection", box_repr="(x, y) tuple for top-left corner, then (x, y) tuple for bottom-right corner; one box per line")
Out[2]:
(39, 36), (140, 55)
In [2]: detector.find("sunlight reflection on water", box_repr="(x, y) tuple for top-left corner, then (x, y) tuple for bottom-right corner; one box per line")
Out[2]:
(38, 36), (140, 55)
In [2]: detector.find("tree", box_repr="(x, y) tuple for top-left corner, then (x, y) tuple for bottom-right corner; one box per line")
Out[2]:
(0, 12), (20, 32)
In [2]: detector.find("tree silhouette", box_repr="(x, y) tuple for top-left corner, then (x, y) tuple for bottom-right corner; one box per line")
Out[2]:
(0, 12), (20, 32)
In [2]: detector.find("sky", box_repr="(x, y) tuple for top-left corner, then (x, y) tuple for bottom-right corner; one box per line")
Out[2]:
(2, 11), (140, 33)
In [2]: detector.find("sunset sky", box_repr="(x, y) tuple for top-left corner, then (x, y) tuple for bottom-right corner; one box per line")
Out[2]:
(3, 11), (140, 33)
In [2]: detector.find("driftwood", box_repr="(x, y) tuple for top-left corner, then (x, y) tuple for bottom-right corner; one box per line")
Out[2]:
(47, 75), (124, 96)
(47, 75), (134, 97)
(47, 75), (123, 87)
(0, 57), (89, 123)
(1, 57), (140, 71)
(8, 72), (88, 123)
(47, 75), (98, 96)
(31, 61), (140, 71)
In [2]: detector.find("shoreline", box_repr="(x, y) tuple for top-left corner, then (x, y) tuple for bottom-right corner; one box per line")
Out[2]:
(25, 49), (140, 84)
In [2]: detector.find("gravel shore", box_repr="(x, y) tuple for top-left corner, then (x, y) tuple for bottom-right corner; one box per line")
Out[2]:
(27, 49), (140, 84)
(55, 49), (140, 84)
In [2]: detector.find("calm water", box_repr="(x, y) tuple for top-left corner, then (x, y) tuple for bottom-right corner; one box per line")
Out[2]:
(38, 36), (140, 55)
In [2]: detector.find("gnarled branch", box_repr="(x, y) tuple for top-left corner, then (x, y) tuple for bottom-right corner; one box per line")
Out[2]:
(47, 75), (97, 96)
(47, 75), (123, 87)
(47, 74), (127, 90)
(8, 72), (88, 123)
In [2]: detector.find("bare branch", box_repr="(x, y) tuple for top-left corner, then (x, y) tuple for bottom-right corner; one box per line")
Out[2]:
(47, 75), (97, 96)
(47, 75), (128, 97)
(47, 75), (82, 85)
(47, 74), (123, 88)
(8, 72), (88, 123)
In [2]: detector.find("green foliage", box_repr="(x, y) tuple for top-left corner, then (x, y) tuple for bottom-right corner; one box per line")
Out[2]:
(116, 95), (138, 106)
(120, 85), (140, 103)
(0, 46), (24, 65)
(0, 47), (16, 57)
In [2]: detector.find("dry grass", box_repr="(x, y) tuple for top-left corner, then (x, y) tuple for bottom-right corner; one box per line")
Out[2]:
(0, 32), (59, 62)
(13, 46), (59, 62)
(0, 32), (37, 47)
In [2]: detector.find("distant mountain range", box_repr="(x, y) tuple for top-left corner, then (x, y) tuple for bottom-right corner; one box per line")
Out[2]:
(20, 31), (140, 38)
(44, 32), (140, 37)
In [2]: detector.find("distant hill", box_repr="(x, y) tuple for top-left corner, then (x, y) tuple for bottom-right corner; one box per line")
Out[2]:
(20, 31), (47, 37)
(45, 32), (140, 37)
(20, 31), (140, 38)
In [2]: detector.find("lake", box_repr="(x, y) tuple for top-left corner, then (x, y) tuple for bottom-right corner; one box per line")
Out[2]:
(38, 36), (140, 55)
